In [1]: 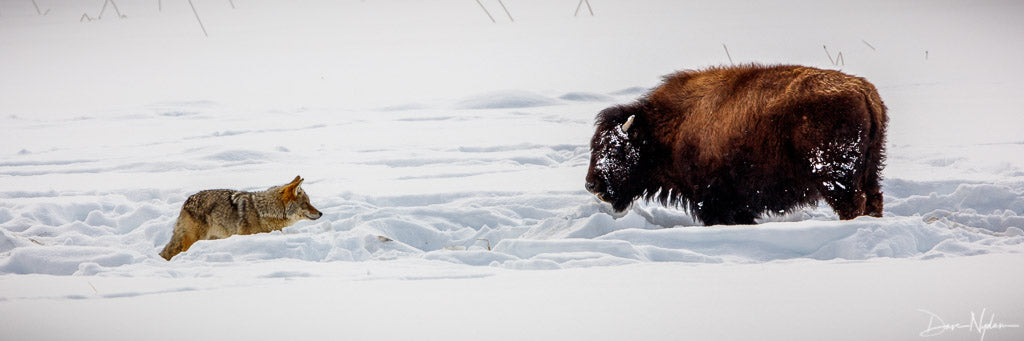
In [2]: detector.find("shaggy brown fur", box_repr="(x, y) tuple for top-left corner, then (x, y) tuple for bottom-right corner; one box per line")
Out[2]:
(159, 176), (322, 260)
(585, 64), (887, 225)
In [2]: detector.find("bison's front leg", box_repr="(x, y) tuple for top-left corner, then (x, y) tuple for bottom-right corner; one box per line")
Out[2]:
(822, 186), (867, 220)
(696, 209), (757, 226)
(694, 185), (759, 225)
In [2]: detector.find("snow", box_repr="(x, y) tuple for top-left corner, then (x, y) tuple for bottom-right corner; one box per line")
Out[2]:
(2, 0), (1024, 340)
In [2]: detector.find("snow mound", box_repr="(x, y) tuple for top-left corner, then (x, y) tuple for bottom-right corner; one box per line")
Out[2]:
(888, 183), (1024, 217)
(455, 90), (561, 109)
(559, 92), (614, 102)
(0, 246), (142, 276)
(610, 87), (650, 95)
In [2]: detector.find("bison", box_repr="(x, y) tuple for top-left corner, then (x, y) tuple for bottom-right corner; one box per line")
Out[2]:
(585, 64), (887, 225)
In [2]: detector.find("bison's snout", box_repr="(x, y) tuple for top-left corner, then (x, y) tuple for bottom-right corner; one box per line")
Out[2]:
(586, 180), (611, 203)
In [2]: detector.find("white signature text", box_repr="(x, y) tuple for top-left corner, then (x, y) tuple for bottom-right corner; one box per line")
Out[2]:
(918, 308), (1020, 341)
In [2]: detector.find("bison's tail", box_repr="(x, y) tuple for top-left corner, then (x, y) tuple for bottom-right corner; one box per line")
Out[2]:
(862, 85), (888, 149)
(859, 84), (887, 168)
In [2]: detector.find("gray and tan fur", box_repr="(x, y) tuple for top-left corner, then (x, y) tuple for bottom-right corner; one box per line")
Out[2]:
(159, 176), (322, 260)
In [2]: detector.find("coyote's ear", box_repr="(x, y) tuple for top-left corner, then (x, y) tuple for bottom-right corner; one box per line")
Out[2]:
(281, 176), (304, 202)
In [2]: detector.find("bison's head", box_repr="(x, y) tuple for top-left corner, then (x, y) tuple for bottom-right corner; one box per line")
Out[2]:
(586, 106), (648, 212)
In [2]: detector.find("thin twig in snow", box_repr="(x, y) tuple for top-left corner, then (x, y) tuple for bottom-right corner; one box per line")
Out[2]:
(575, 0), (594, 17)
(862, 40), (876, 51)
(97, 0), (108, 19)
(108, 0), (126, 19)
(823, 45), (845, 66)
(30, 0), (50, 15)
(187, 0), (209, 37)
(85, 0), (125, 21)
(474, 0), (495, 23)
(477, 238), (492, 251)
(497, 0), (513, 22)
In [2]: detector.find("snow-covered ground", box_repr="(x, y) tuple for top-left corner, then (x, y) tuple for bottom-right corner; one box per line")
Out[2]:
(2, 0), (1023, 340)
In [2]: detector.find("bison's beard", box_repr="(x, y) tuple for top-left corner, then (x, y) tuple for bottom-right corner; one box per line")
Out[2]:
(609, 196), (633, 212)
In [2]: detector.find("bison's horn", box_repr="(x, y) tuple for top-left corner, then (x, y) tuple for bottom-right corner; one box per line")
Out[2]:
(621, 115), (636, 133)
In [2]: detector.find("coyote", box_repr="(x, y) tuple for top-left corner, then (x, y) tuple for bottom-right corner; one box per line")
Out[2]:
(159, 176), (322, 260)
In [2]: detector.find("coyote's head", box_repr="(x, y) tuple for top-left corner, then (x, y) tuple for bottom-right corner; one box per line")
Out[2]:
(280, 176), (322, 221)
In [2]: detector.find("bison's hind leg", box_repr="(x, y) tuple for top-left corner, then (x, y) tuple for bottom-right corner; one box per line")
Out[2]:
(862, 134), (885, 218)
(822, 183), (867, 220)
(862, 162), (883, 218)
(808, 135), (869, 220)
(792, 92), (882, 220)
